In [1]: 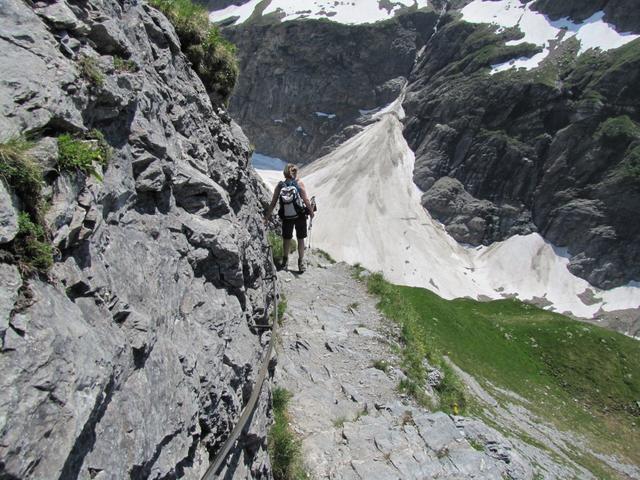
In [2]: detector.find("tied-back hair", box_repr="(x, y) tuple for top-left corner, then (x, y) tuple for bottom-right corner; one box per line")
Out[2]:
(283, 163), (298, 179)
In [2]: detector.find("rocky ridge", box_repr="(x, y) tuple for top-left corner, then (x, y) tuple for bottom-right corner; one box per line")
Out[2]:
(403, 5), (640, 289)
(0, 0), (275, 478)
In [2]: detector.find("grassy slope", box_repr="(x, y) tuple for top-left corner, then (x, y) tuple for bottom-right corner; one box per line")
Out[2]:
(390, 284), (640, 469)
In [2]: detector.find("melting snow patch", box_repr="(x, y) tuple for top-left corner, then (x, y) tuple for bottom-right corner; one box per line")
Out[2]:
(461, 0), (640, 72)
(358, 107), (380, 116)
(211, 0), (430, 26)
(314, 111), (337, 119)
(252, 94), (640, 319)
(209, 0), (264, 24)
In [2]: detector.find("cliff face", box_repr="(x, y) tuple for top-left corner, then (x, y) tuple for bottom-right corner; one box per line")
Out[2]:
(223, 11), (439, 164)
(0, 1), (274, 479)
(403, 8), (640, 289)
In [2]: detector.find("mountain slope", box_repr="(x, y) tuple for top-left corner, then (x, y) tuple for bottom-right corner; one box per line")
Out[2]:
(256, 98), (638, 326)
(404, 7), (640, 289)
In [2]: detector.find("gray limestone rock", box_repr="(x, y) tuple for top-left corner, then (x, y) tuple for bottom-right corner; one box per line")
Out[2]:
(0, 0), (276, 478)
(0, 263), (21, 346)
(0, 182), (19, 244)
(34, 1), (87, 33)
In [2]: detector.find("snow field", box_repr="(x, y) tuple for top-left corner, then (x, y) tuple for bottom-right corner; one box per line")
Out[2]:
(210, 0), (431, 26)
(461, 0), (640, 73)
(253, 98), (640, 319)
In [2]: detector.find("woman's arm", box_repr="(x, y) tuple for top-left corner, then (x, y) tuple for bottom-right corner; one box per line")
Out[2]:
(297, 180), (314, 218)
(264, 183), (281, 221)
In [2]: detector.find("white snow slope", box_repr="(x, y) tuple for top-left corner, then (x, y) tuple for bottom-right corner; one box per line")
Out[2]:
(210, 0), (430, 26)
(461, 0), (640, 73)
(255, 98), (640, 319)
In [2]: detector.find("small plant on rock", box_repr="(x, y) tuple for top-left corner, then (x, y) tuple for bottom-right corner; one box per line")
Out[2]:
(0, 136), (43, 212)
(268, 232), (297, 266)
(78, 55), (104, 86)
(0, 135), (53, 274)
(149, 0), (238, 104)
(316, 249), (336, 264)
(372, 359), (389, 372)
(332, 416), (346, 428)
(595, 115), (640, 143)
(57, 131), (110, 180)
(113, 55), (138, 72)
(621, 145), (640, 180)
(271, 293), (287, 326)
(15, 212), (53, 274)
(269, 387), (308, 480)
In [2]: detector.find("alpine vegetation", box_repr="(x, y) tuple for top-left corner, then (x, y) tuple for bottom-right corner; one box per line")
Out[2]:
(150, 0), (238, 103)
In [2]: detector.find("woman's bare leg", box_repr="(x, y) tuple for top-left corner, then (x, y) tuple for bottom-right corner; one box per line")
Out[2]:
(282, 238), (291, 268)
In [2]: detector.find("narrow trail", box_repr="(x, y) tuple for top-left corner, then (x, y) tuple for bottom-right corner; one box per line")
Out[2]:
(273, 252), (590, 480)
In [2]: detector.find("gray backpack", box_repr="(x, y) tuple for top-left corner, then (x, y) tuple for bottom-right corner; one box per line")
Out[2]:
(279, 180), (305, 219)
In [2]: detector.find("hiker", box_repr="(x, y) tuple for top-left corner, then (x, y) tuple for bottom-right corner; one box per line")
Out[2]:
(264, 163), (314, 272)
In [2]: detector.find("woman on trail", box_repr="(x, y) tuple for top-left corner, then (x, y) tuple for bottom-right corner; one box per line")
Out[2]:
(264, 163), (314, 273)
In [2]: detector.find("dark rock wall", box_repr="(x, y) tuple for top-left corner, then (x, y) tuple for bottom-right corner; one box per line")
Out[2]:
(531, 0), (640, 32)
(223, 12), (439, 163)
(0, 0), (274, 478)
(403, 14), (640, 289)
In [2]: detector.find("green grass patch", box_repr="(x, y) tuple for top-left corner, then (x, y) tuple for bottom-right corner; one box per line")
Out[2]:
(332, 416), (347, 428)
(149, 0), (238, 103)
(0, 136), (43, 215)
(113, 55), (138, 72)
(351, 262), (366, 280)
(620, 145), (640, 180)
(15, 212), (53, 274)
(390, 283), (640, 467)
(371, 359), (389, 373)
(315, 249), (336, 264)
(57, 131), (110, 180)
(595, 115), (640, 143)
(366, 273), (466, 413)
(271, 292), (287, 326)
(269, 387), (308, 480)
(467, 438), (485, 452)
(268, 232), (297, 264)
(78, 55), (104, 86)
(0, 136), (53, 274)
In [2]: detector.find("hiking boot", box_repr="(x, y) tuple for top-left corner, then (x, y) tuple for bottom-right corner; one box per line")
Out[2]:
(281, 256), (288, 270)
(298, 258), (306, 273)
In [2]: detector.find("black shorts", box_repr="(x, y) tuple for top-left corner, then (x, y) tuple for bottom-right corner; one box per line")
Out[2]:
(282, 216), (307, 240)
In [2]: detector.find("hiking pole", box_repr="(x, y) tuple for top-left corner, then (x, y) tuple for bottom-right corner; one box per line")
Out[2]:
(308, 196), (316, 250)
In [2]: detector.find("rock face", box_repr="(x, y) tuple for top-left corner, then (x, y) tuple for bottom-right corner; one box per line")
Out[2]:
(531, 0), (640, 32)
(0, 1), (274, 479)
(223, 11), (439, 163)
(403, 11), (640, 289)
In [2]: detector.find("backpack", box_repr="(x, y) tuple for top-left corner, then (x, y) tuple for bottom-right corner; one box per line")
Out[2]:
(278, 179), (305, 219)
